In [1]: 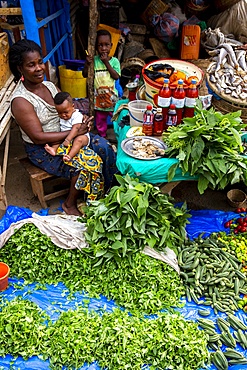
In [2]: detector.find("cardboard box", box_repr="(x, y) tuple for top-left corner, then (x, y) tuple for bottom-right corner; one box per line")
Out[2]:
(141, 0), (169, 26)
(0, 33), (11, 89)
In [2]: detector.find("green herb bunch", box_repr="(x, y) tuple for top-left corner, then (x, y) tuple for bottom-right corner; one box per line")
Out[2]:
(163, 101), (247, 194)
(1, 224), (184, 314)
(83, 174), (190, 263)
(42, 308), (209, 370)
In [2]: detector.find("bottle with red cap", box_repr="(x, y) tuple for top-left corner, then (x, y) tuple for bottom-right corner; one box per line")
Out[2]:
(153, 108), (164, 136)
(183, 79), (199, 118)
(164, 104), (177, 131)
(142, 105), (154, 136)
(157, 78), (171, 127)
(171, 79), (186, 125)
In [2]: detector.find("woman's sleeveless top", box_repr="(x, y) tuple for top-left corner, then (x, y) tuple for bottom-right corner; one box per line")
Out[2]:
(10, 81), (60, 144)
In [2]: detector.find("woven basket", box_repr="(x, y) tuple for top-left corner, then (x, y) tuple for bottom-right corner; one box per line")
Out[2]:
(227, 189), (246, 208)
(185, 0), (210, 17)
(212, 97), (247, 125)
(214, 0), (241, 13)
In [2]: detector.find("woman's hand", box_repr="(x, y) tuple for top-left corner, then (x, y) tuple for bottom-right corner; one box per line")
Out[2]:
(77, 115), (94, 135)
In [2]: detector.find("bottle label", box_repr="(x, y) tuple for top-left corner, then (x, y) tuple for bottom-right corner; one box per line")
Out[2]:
(166, 114), (177, 126)
(185, 97), (196, 108)
(171, 97), (185, 108)
(157, 96), (171, 108)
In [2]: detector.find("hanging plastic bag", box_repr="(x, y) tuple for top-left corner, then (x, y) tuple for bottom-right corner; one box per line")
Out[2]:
(151, 12), (180, 43)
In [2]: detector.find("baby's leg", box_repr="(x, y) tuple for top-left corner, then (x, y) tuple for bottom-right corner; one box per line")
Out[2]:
(45, 143), (59, 156)
(63, 135), (89, 161)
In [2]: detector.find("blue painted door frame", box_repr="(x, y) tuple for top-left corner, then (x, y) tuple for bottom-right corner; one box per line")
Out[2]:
(19, 0), (73, 66)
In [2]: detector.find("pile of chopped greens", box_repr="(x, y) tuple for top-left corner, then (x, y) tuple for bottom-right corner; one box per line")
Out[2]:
(83, 174), (190, 262)
(163, 101), (247, 194)
(0, 298), (209, 370)
(1, 223), (184, 314)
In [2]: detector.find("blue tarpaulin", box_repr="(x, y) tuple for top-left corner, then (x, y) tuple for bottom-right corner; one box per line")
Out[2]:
(0, 205), (247, 369)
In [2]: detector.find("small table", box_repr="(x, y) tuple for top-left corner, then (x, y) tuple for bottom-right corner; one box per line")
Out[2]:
(113, 100), (197, 194)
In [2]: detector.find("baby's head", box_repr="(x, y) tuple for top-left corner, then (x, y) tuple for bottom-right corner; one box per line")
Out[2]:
(54, 92), (74, 120)
(96, 29), (112, 57)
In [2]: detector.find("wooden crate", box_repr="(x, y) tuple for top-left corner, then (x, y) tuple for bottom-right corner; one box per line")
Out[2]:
(141, 0), (169, 26)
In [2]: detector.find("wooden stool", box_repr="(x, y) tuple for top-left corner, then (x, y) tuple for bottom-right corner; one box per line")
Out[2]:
(19, 157), (69, 209)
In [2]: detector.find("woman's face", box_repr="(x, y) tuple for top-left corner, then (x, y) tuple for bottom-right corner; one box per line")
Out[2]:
(19, 50), (45, 83)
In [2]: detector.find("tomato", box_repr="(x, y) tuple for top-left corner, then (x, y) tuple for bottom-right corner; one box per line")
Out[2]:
(240, 207), (247, 212)
(224, 222), (230, 228)
(237, 218), (244, 224)
(243, 222), (247, 227)
(234, 229), (239, 234)
(236, 208), (242, 213)
(244, 217), (247, 223)
(229, 220), (233, 225)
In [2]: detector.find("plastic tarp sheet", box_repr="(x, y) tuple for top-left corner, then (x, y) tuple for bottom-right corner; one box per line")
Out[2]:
(113, 100), (198, 184)
(0, 205), (247, 369)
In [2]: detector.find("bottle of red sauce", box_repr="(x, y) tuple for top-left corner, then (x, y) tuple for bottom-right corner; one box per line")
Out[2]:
(153, 108), (164, 136)
(142, 105), (154, 136)
(183, 79), (199, 118)
(157, 78), (171, 128)
(171, 79), (185, 125)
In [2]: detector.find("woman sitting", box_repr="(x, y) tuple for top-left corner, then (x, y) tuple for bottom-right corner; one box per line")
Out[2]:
(9, 39), (118, 216)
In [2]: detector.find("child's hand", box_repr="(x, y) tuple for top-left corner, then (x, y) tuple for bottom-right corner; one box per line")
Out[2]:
(100, 53), (110, 63)
(85, 55), (93, 64)
(63, 138), (70, 147)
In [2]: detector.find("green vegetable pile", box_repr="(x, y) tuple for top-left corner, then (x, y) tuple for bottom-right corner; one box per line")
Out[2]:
(178, 235), (247, 315)
(0, 298), (209, 370)
(163, 101), (247, 194)
(83, 174), (190, 262)
(0, 297), (49, 359)
(1, 223), (184, 314)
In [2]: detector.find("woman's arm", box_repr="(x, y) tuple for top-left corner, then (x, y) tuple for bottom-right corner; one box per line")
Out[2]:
(12, 97), (69, 145)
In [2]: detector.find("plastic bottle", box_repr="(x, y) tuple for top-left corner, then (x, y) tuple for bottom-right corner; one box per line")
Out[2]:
(142, 105), (154, 136)
(157, 78), (171, 127)
(153, 108), (164, 136)
(128, 74), (140, 101)
(183, 79), (199, 118)
(171, 79), (186, 125)
(164, 104), (177, 131)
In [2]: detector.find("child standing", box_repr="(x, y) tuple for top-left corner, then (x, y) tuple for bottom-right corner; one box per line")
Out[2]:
(83, 29), (121, 138)
(45, 91), (93, 161)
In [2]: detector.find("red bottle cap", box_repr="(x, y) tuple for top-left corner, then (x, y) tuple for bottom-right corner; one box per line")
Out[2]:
(170, 104), (176, 109)
(146, 105), (153, 110)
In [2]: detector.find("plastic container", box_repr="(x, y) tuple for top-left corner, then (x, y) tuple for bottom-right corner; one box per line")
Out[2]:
(142, 59), (204, 104)
(157, 78), (171, 125)
(164, 104), (177, 131)
(58, 65), (87, 98)
(142, 105), (154, 136)
(171, 79), (186, 124)
(128, 100), (153, 127)
(0, 262), (10, 291)
(180, 25), (201, 60)
(153, 108), (164, 136)
(184, 79), (199, 118)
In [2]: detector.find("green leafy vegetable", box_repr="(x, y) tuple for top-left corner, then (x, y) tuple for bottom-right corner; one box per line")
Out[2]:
(83, 174), (190, 261)
(163, 101), (247, 194)
(1, 224), (184, 314)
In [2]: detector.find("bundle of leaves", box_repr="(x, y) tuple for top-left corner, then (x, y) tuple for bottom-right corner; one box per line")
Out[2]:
(42, 307), (209, 370)
(83, 174), (190, 263)
(163, 101), (247, 194)
(1, 224), (184, 314)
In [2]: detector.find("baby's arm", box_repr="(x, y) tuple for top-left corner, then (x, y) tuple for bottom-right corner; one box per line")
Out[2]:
(63, 123), (81, 147)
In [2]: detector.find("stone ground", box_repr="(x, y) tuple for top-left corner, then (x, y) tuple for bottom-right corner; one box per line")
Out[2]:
(1, 122), (246, 220)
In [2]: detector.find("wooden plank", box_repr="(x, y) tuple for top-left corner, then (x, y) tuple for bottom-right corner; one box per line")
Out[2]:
(0, 8), (22, 15)
(149, 37), (171, 59)
(87, 0), (98, 116)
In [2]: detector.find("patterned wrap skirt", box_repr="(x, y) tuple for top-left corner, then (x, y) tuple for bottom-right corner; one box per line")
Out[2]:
(23, 133), (118, 202)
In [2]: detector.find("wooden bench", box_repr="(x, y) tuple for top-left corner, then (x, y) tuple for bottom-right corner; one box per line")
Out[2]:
(19, 157), (69, 209)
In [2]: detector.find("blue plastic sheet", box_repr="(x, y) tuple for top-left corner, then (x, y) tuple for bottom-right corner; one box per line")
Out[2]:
(1, 206), (247, 369)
